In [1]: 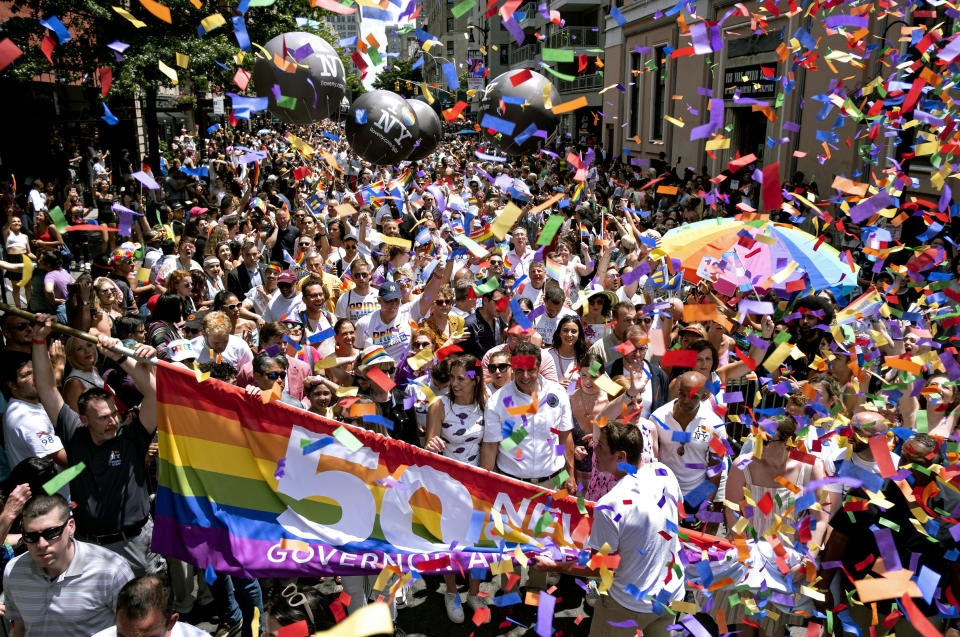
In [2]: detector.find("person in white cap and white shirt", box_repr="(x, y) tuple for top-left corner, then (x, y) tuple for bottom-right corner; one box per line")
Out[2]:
(262, 270), (304, 323)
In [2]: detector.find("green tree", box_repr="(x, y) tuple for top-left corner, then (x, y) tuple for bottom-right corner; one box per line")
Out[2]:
(371, 57), (422, 93)
(2, 0), (361, 169)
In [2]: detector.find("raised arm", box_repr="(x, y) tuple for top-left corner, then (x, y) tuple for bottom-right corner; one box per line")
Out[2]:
(98, 336), (159, 435)
(30, 314), (65, 423)
(417, 258), (453, 317)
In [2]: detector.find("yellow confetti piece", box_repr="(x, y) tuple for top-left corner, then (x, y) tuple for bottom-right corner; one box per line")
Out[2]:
(542, 82), (553, 110)
(664, 115), (685, 127)
(491, 202), (523, 240)
(407, 347), (435, 371)
(158, 59), (178, 85)
(192, 362), (210, 383)
(336, 385), (359, 397)
(379, 235), (413, 250)
(763, 342), (794, 373)
(422, 82), (434, 104)
(17, 254), (32, 288)
(176, 52), (190, 68)
(112, 6), (147, 27)
(705, 137), (730, 151)
(200, 13), (227, 32)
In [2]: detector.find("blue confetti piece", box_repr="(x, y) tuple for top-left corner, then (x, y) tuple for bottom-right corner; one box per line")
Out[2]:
(493, 592), (522, 606)
(363, 414), (394, 430)
(442, 62), (460, 90)
(610, 5), (626, 26)
(207, 123), (221, 134)
(355, 108), (367, 124)
(101, 102), (119, 126)
(480, 113), (516, 136)
(302, 437), (336, 455)
(40, 16), (71, 44)
(683, 480), (717, 509)
(204, 564), (217, 585)
(232, 15), (251, 52)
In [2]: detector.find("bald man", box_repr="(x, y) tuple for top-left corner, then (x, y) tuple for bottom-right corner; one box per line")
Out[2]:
(652, 371), (726, 503)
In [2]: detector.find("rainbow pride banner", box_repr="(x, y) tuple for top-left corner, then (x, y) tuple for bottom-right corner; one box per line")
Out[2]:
(152, 363), (590, 577)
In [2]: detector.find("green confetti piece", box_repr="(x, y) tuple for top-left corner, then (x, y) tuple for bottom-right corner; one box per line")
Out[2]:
(450, 0), (474, 18)
(577, 493), (587, 514)
(774, 330), (792, 345)
(541, 48), (574, 63)
(500, 426), (529, 452)
(473, 276), (500, 296)
(277, 96), (298, 110)
(553, 469), (569, 488)
(728, 593), (740, 606)
(537, 214), (564, 245)
(533, 512), (554, 535)
(333, 425), (362, 452)
(540, 65), (576, 82)
(43, 462), (85, 495)
(827, 610), (834, 634)
(368, 46), (382, 67)
(248, 0), (276, 5)
(299, 438), (310, 448)
(877, 517), (900, 532)
(48, 206), (69, 233)
(916, 409), (928, 434)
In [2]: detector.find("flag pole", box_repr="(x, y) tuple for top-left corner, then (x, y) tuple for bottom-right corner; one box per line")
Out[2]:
(0, 303), (158, 365)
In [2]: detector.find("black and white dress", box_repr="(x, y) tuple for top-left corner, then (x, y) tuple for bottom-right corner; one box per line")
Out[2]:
(437, 395), (484, 465)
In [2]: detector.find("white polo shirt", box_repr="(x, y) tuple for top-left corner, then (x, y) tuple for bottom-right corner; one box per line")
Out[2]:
(588, 463), (685, 613)
(190, 334), (254, 370)
(652, 399), (727, 496)
(483, 378), (573, 480)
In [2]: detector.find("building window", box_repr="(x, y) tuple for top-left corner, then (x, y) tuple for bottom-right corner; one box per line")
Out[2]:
(629, 52), (641, 140)
(650, 45), (667, 141)
(469, 29), (475, 41)
(447, 17), (455, 31)
(447, 41), (455, 56)
(500, 46), (509, 65)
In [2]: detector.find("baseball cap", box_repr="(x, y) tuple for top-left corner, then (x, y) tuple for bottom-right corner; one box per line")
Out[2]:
(379, 281), (402, 301)
(189, 206), (208, 218)
(680, 323), (706, 338)
(278, 271), (298, 284)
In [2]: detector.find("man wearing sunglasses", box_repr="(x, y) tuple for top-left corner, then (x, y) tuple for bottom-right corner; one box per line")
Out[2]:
(263, 271), (304, 324)
(3, 494), (135, 637)
(3, 313), (35, 355)
(244, 352), (302, 409)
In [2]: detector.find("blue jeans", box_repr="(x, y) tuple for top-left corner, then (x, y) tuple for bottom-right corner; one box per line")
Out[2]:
(214, 576), (263, 637)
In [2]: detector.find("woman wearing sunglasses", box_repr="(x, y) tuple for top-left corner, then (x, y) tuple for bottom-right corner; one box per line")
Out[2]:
(581, 290), (616, 345)
(484, 350), (512, 397)
(424, 355), (486, 622)
(244, 352), (302, 409)
(421, 285), (466, 353)
(214, 290), (259, 349)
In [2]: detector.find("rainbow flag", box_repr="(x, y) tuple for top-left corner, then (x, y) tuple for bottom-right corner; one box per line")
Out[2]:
(835, 286), (887, 325)
(469, 223), (494, 245)
(152, 363), (590, 576)
(545, 257), (566, 283)
(572, 181), (585, 203)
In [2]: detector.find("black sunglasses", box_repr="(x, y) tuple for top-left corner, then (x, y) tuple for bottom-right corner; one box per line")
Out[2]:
(23, 520), (69, 544)
(183, 327), (202, 335)
(264, 371), (287, 381)
(11, 321), (31, 330)
(488, 363), (511, 373)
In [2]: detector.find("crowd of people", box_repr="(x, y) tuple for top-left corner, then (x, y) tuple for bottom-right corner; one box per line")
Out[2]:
(0, 116), (957, 637)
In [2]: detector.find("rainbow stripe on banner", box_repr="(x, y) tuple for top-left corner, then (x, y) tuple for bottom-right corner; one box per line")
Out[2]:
(152, 363), (590, 576)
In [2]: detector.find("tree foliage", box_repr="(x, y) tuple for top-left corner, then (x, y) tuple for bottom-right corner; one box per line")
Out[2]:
(1, 0), (363, 98)
(370, 57), (422, 92)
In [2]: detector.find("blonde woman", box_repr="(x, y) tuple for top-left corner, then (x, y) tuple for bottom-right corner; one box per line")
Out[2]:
(421, 285), (465, 352)
(63, 336), (105, 413)
(91, 277), (124, 336)
(3, 216), (34, 309)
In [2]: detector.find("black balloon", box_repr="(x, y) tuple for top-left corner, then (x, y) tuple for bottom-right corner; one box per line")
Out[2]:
(345, 91), (420, 165)
(477, 70), (560, 156)
(405, 98), (442, 161)
(252, 32), (346, 124)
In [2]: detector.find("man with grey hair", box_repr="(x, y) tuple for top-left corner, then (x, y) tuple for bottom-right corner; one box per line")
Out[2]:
(3, 494), (134, 636)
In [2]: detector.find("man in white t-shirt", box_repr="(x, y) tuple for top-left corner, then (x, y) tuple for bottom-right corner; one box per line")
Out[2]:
(2, 358), (67, 468)
(653, 371), (726, 499)
(335, 259), (379, 322)
(505, 227), (535, 279)
(481, 342), (577, 493)
(190, 311), (254, 370)
(531, 421), (684, 636)
(533, 285), (576, 344)
(517, 261), (546, 306)
(92, 575), (209, 637)
(354, 281), (425, 363)
(263, 271), (304, 323)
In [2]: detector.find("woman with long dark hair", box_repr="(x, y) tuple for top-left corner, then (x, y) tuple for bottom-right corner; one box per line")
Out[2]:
(424, 354), (486, 622)
(546, 316), (589, 389)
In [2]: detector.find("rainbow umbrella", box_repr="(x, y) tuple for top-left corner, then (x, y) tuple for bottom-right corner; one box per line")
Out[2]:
(660, 217), (859, 293)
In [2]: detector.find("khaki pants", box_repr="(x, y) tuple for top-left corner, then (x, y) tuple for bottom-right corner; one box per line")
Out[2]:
(589, 595), (674, 637)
